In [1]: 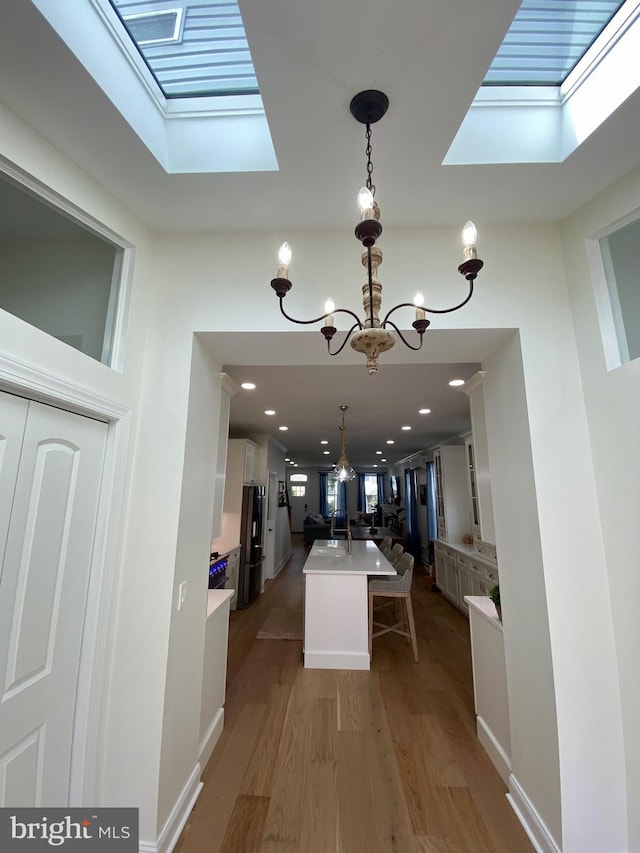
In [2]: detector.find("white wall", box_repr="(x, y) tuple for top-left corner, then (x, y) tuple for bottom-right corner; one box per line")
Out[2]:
(560, 165), (640, 851)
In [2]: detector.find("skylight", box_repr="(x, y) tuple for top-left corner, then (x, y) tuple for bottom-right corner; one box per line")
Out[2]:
(484, 0), (626, 86)
(108, 0), (259, 98)
(445, 0), (640, 164)
(31, 0), (276, 173)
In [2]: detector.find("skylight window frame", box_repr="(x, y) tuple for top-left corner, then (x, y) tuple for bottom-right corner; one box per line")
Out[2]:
(30, 0), (277, 174)
(121, 7), (185, 47)
(445, 0), (640, 165)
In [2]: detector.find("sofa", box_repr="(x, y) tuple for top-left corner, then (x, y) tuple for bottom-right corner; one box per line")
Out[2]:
(303, 514), (333, 545)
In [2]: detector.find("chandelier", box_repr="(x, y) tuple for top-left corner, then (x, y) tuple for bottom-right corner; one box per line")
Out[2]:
(333, 405), (355, 482)
(270, 90), (484, 374)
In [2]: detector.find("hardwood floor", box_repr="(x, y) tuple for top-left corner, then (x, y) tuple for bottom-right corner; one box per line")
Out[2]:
(175, 536), (532, 853)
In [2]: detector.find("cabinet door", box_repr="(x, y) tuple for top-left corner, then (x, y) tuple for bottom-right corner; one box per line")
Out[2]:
(457, 566), (473, 614)
(243, 442), (259, 483)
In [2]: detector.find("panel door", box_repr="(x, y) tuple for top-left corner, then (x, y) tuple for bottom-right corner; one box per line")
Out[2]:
(0, 393), (29, 558)
(0, 397), (107, 807)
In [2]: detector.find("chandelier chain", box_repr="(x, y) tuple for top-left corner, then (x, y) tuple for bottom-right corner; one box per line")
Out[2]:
(365, 123), (375, 196)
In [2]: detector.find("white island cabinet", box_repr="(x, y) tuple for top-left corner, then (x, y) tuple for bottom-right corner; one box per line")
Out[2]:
(199, 589), (233, 767)
(465, 595), (511, 783)
(303, 539), (395, 670)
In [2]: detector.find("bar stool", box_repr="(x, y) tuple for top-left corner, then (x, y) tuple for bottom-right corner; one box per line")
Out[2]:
(368, 553), (419, 663)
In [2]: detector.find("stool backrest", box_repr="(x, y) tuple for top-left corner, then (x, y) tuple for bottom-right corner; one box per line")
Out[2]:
(394, 553), (414, 591)
(379, 536), (392, 552)
(389, 543), (403, 564)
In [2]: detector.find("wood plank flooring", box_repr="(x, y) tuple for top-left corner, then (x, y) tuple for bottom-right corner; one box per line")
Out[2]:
(175, 536), (533, 853)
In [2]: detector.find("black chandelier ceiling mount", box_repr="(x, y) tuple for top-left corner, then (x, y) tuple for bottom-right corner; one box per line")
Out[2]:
(270, 90), (484, 374)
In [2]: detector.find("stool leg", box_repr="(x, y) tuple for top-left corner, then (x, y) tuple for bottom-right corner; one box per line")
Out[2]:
(405, 594), (419, 663)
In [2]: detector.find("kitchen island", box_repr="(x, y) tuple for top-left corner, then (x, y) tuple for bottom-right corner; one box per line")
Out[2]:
(303, 539), (396, 670)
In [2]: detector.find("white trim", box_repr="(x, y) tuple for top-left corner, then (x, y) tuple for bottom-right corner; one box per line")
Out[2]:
(586, 205), (640, 371)
(476, 715), (511, 783)
(507, 774), (561, 853)
(303, 650), (370, 670)
(198, 707), (224, 768)
(0, 353), (131, 809)
(153, 763), (203, 853)
(0, 156), (134, 374)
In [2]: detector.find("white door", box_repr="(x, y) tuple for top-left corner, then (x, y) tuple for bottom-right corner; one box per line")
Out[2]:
(264, 471), (277, 581)
(0, 392), (107, 807)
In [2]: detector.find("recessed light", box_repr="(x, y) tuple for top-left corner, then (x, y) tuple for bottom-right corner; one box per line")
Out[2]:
(279, 426), (288, 431)
(386, 440), (395, 445)
(264, 409), (276, 416)
(381, 458), (387, 462)
(401, 425), (411, 431)
(285, 458), (290, 462)
(418, 408), (431, 415)
(449, 379), (465, 387)
(320, 440), (329, 445)
(373, 464), (378, 468)
(241, 382), (256, 390)
(323, 451), (330, 455)
(375, 450), (383, 455)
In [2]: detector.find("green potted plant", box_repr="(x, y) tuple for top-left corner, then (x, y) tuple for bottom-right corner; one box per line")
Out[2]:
(489, 584), (502, 621)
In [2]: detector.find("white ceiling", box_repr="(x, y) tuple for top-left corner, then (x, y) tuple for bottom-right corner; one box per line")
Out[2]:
(2, 1), (639, 466)
(2, 0), (640, 234)
(201, 329), (513, 467)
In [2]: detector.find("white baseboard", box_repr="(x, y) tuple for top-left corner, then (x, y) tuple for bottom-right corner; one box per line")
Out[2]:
(139, 763), (203, 853)
(303, 650), (370, 670)
(476, 715), (511, 783)
(273, 549), (292, 578)
(507, 773), (561, 853)
(199, 707), (224, 768)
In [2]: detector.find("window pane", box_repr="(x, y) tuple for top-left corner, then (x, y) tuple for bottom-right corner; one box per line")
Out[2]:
(0, 174), (122, 366)
(600, 217), (640, 363)
(290, 485), (306, 497)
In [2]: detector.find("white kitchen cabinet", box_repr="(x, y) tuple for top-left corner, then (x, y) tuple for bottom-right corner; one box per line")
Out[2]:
(460, 372), (495, 545)
(225, 545), (241, 611)
(211, 438), (263, 556)
(465, 596), (511, 783)
(211, 374), (238, 540)
(199, 589), (233, 766)
(435, 541), (499, 616)
(243, 439), (260, 484)
(433, 444), (469, 545)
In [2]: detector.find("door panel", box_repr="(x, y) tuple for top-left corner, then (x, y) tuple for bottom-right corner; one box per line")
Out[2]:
(0, 397), (107, 807)
(0, 393), (29, 576)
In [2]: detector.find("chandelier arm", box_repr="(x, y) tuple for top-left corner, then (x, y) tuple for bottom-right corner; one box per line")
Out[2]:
(279, 298), (363, 328)
(383, 320), (425, 351)
(380, 281), (474, 325)
(326, 323), (362, 356)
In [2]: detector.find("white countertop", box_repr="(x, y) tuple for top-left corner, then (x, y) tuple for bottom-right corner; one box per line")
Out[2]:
(303, 539), (396, 576)
(465, 595), (502, 631)
(437, 539), (496, 564)
(206, 588), (234, 618)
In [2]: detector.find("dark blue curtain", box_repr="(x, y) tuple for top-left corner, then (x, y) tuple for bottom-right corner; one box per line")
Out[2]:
(357, 473), (366, 513)
(319, 472), (329, 518)
(337, 480), (347, 514)
(377, 472), (386, 505)
(404, 467), (421, 557)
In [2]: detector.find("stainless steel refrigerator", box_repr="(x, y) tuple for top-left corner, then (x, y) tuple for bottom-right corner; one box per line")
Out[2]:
(237, 484), (265, 609)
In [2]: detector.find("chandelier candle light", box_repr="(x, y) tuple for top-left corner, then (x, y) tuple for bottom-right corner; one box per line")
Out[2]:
(270, 90), (484, 374)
